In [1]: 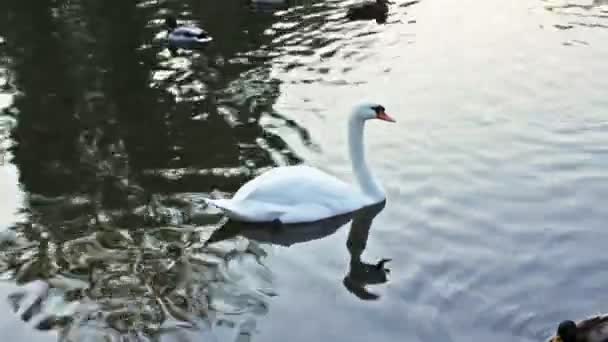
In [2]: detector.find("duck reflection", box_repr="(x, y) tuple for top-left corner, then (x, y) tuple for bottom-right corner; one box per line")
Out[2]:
(208, 201), (390, 300)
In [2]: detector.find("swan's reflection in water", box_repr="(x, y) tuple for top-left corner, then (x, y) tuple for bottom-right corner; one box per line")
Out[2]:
(343, 202), (390, 300)
(209, 201), (391, 301)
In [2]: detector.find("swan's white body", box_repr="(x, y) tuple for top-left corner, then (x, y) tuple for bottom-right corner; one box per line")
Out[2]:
(206, 103), (394, 224)
(168, 26), (213, 46)
(207, 165), (370, 223)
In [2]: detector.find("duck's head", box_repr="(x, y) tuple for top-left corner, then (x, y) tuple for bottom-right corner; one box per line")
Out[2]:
(551, 320), (577, 342)
(164, 16), (178, 30)
(352, 102), (396, 123)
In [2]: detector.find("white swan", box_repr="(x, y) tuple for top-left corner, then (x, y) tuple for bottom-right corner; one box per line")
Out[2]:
(165, 16), (212, 48)
(205, 102), (395, 224)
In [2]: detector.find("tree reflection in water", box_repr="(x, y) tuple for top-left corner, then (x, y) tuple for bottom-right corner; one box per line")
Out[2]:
(0, 0), (390, 340)
(0, 0), (311, 340)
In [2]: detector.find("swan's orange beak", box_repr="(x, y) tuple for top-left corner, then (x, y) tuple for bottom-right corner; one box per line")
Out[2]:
(377, 111), (396, 122)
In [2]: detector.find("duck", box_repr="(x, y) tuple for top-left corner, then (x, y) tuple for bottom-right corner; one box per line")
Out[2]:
(549, 316), (608, 342)
(164, 16), (212, 48)
(346, 0), (390, 21)
(204, 102), (395, 224)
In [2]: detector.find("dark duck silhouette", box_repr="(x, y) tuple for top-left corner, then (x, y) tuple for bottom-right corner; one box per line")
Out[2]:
(346, 0), (390, 22)
(548, 316), (608, 342)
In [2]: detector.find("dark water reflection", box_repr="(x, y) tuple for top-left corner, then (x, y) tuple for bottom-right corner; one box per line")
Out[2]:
(0, 0), (400, 340)
(0, 0), (313, 340)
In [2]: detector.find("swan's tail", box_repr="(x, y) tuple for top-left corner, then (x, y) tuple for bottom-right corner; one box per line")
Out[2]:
(203, 198), (231, 212)
(203, 197), (286, 223)
(204, 198), (249, 221)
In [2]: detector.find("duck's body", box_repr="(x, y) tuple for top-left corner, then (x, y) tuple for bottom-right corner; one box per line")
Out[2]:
(170, 26), (211, 43)
(165, 17), (212, 48)
(346, 0), (389, 21)
(550, 316), (608, 342)
(205, 103), (395, 224)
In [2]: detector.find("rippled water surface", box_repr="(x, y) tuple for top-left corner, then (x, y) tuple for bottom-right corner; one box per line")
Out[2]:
(0, 0), (607, 341)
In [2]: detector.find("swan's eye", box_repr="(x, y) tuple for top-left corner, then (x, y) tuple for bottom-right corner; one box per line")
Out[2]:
(371, 105), (385, 114)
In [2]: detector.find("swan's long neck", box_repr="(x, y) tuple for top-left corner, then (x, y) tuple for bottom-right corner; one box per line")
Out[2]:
(348, 116), (385, 201)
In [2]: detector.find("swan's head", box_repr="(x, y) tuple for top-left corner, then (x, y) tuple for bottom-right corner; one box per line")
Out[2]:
(353, 102), (396, 123)
(165, 16), (178, 30)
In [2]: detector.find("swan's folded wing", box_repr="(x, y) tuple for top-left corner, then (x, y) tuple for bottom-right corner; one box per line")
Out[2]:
(232, 165), (368, 212)
(206, 198), (288, 222)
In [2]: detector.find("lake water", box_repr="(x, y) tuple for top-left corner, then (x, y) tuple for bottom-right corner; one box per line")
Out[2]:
(0, 0), (607, 341)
